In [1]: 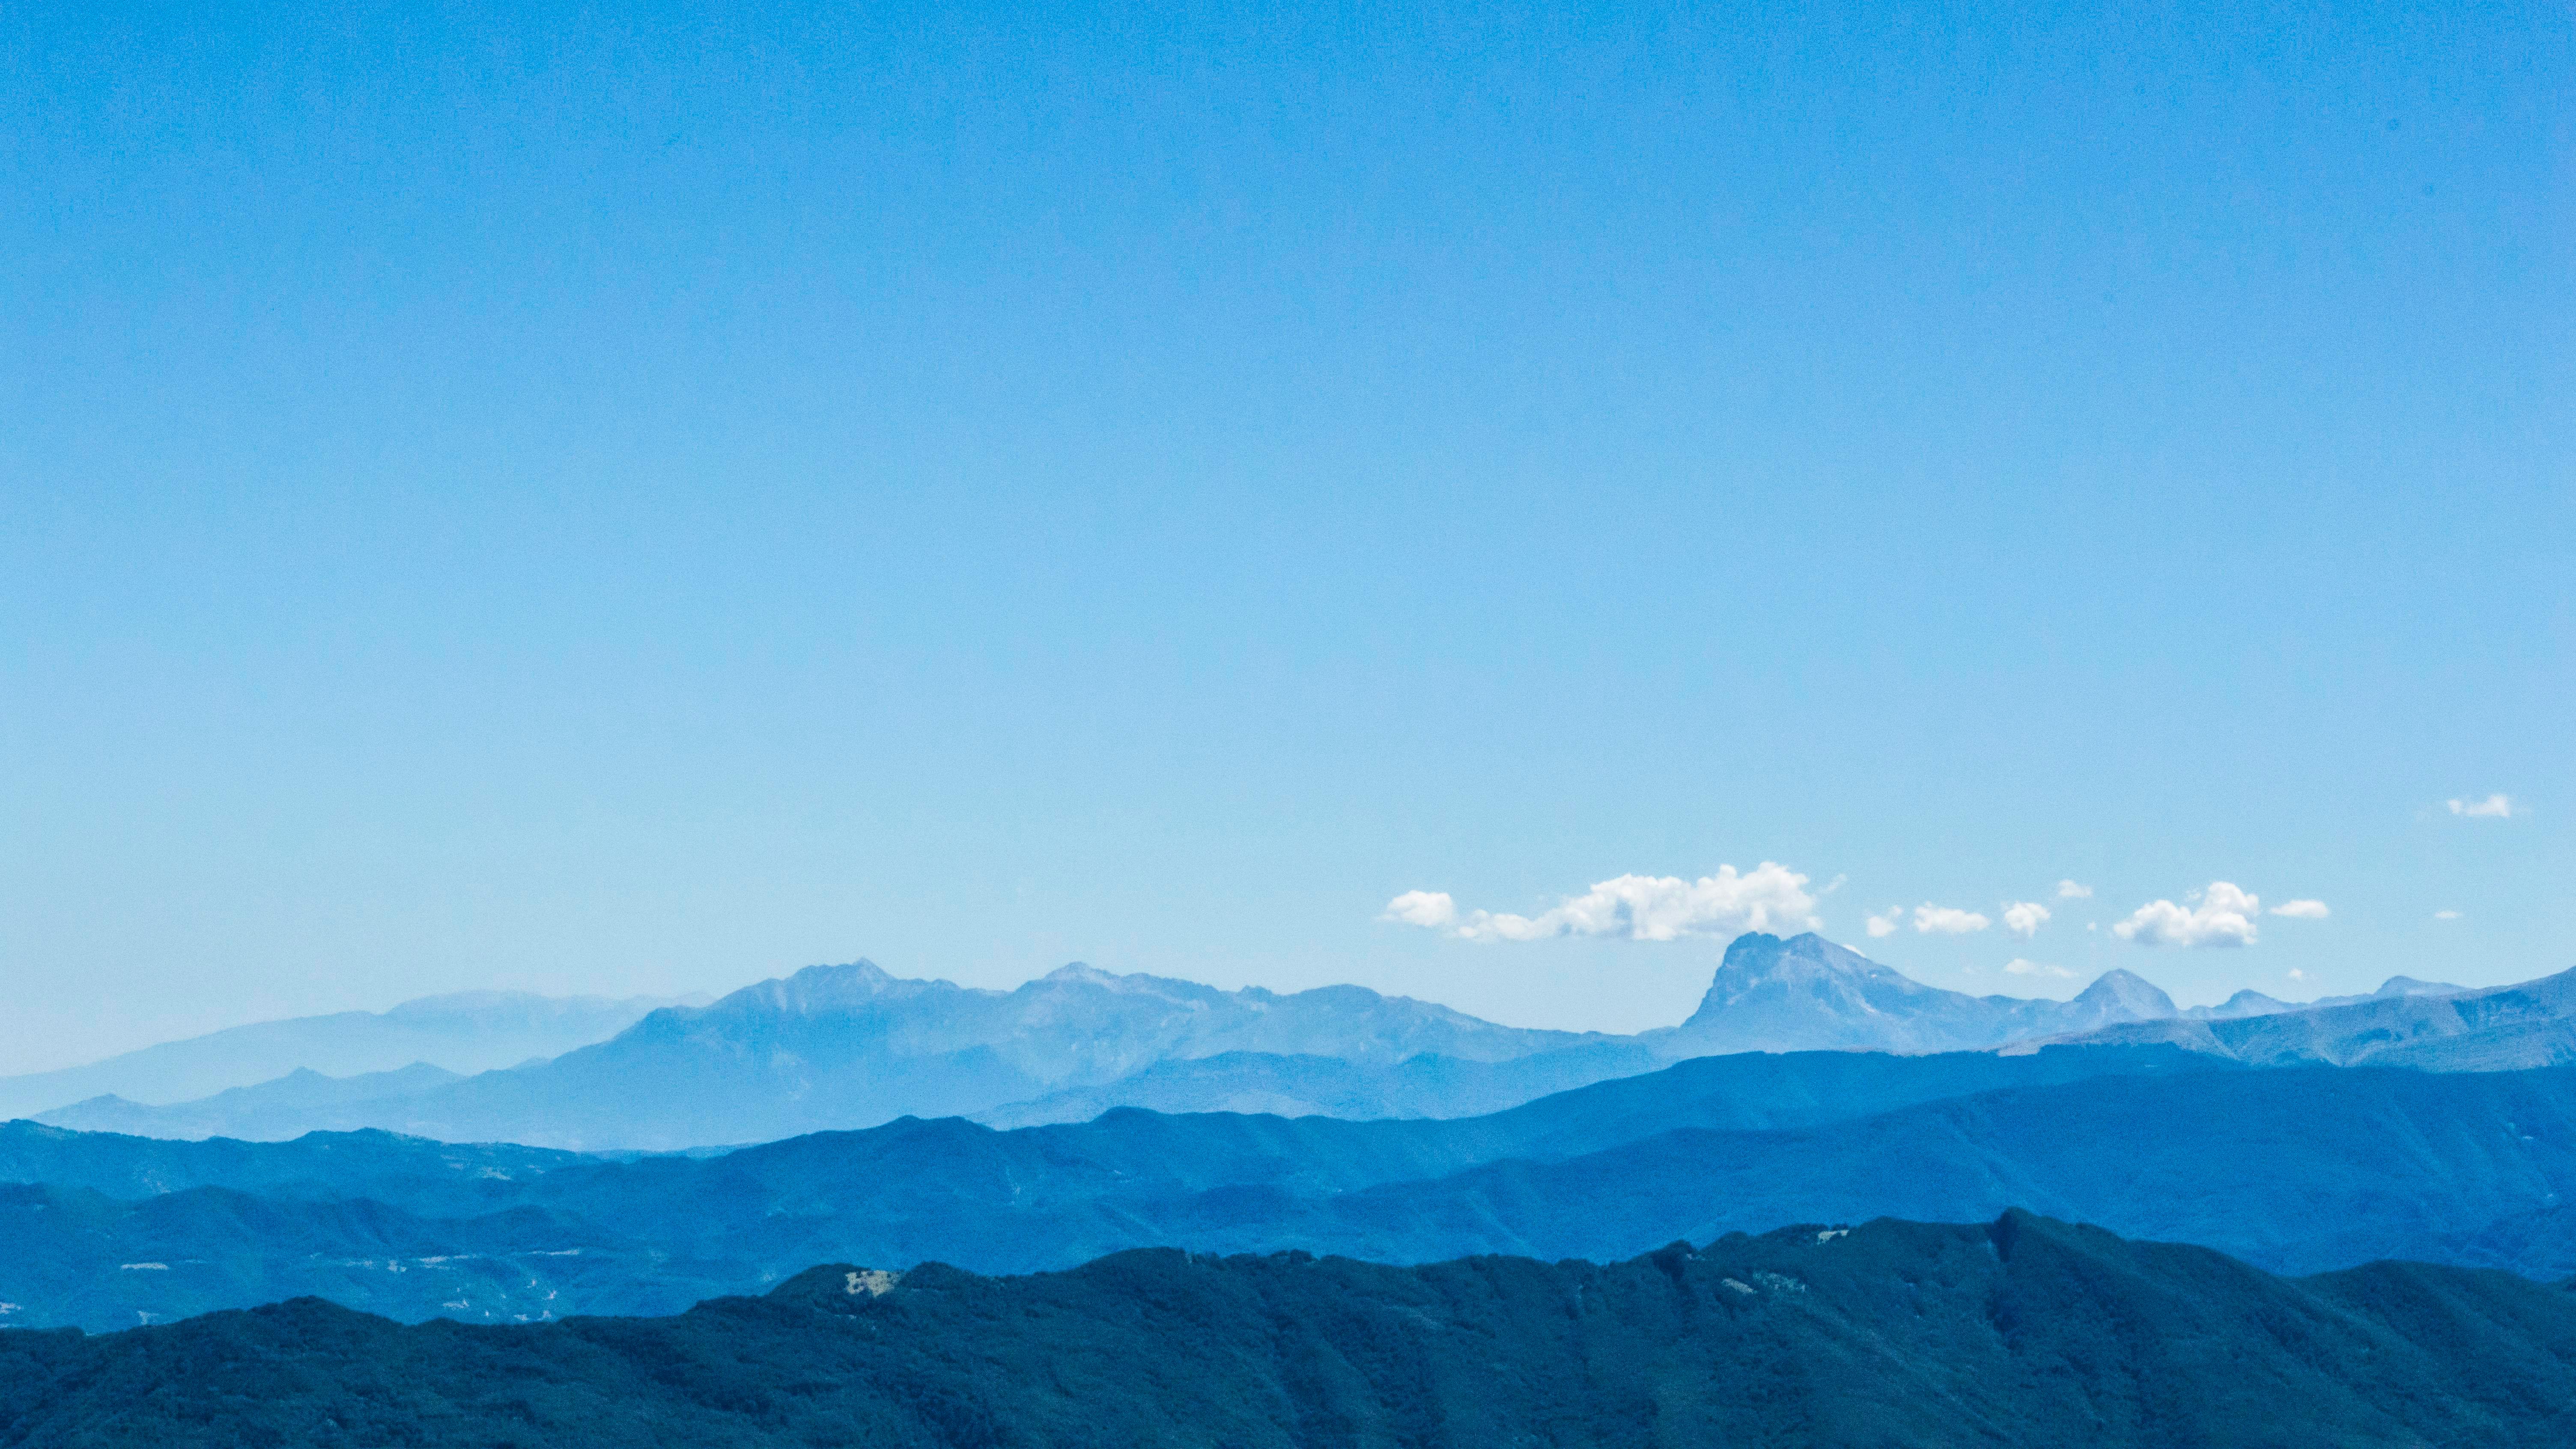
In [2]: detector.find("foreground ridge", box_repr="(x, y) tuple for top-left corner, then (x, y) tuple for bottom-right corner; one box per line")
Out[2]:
(5, 1212), (2575, 1447)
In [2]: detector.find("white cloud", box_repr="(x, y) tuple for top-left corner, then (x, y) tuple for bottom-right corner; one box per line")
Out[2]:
(2433, 909), (2462, 921)
(1383, 864), (1817, 943)
(1380, 890), (1458, 928)
(2001, 901), (2051, 938)
(1914, 903), (1990, 935)
(2448, 794), (2516, 818)
(2004, 958), (2075, 979)
(2287, 969), (2307, 981)
(1864, 908), (1902, 939)
(2113, 882), (2261, 948)
(2268, 899), (2329, 919)
(2055, 880), (2094, 900)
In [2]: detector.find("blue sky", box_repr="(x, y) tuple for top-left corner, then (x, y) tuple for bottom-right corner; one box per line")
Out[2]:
(3, 0), (2570, 1069)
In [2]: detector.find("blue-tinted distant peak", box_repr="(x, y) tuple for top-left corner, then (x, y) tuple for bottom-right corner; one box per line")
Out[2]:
(2071, 969), (2176, 1018)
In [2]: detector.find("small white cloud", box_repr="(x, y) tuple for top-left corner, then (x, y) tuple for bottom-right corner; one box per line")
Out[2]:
(2004, 958), (2076, 978)
(2268, 899), (2330, 920)
(2433, 909), (2463, 921)
(2287, 969), (2307, 981)
(2086, 921), (2098, 932)
(1864, 908), (1902, 939)
(1914, 903), (1991, 935)
(2056, 880), (2094, 900)
(2448, 794), (2516, 818)
(1380, 890), (1458, 929)
(2001, 901), (2051, 938)
(1384, 864), (1818, 943)
(2114, 882), (2261, 948)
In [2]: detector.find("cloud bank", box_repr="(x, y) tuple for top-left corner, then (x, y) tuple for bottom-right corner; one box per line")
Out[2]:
(2113, 882), (2261, 948)
(2449, 793), (2516, 818)
(1914, 904), (1989, 935)
(1383, 864), (1817, 943)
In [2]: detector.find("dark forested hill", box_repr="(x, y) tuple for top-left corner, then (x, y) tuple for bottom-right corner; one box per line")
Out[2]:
(4, 1213), (2574, 1448)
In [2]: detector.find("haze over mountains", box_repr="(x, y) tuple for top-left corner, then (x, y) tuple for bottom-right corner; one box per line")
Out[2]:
(0, 991), (701, 1122)
(20, 1035), (2576, 1331)
(31, 933), (2263, 1149)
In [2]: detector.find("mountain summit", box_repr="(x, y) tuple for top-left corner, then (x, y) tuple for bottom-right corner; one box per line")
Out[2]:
(1658, 933), (2176, 1055)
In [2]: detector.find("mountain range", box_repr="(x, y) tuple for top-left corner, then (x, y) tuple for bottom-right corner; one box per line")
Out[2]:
(0, 990), (699, 1122)
(30, 933), (2226, 1148)
(27, 1037), (2576, 1330)
(2031, 967), (2576, 1069)
(8, 1213), (2575, 1447)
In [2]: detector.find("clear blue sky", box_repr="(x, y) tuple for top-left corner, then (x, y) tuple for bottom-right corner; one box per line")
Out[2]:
(4, 0), (2569, 1070)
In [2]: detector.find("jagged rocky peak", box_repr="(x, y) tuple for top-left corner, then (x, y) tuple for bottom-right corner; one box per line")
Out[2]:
(1667, 932), (2189, 1057)
(1694, 932), (1906, 1002)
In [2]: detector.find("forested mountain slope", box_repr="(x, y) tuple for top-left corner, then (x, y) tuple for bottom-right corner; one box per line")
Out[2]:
(5, 1214), (2574, 1447)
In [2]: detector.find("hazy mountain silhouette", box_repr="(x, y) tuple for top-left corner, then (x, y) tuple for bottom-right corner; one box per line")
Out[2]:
(2042, 966), (2576, 1068)
(0, 990), (702, 1120)
(38, 935), (2200, 1148)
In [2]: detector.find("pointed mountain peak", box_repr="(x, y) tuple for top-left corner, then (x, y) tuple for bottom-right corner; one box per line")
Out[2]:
(2059, 968), (2177, 1027)
(1682, 931), (1935, 1036)
(2073, 968), (2174, 1010)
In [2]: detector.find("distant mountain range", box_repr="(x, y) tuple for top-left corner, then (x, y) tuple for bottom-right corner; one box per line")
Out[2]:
(29, 933), (2235, 1148)
(9, 1213), (2576, 1446)
(0, 990), (701, 1121)
(19, 933), (2542, 1152)
(2035, 968), (2576, 1069)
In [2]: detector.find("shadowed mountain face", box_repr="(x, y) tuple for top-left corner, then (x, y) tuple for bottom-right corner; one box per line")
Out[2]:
(7, 1213), (2576, 1448)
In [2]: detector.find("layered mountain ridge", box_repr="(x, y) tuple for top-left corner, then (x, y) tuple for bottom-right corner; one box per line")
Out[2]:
(26, 932), (2518, 1148)
(34, 933), (2190, 1148)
